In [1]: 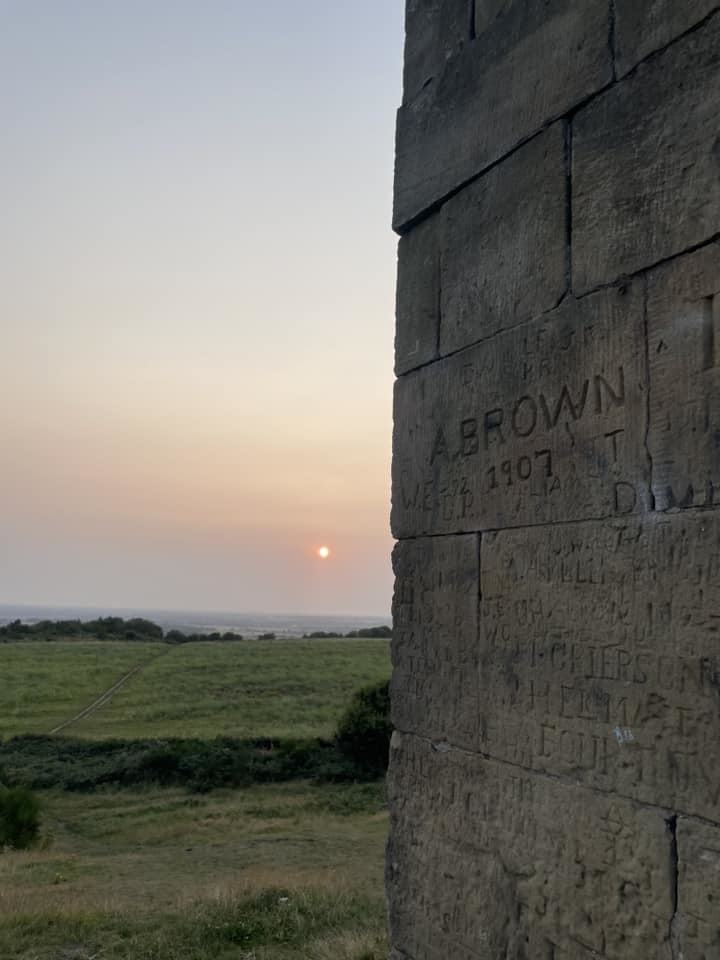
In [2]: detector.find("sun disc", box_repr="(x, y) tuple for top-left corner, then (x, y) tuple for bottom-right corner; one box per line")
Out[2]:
(318, 546), (330, 559)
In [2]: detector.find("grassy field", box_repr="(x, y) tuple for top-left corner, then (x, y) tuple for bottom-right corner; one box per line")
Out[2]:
(0, 643), (163, 739)
(0, 637), (392, 958)
(0, 782), (388, 959)
(0, 639), (391, 740)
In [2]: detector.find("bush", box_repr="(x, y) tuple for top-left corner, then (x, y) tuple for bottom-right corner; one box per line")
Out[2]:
(335, 680), (391, 775)
(354, 626), (392, 639)
(0, 733), (377, 793)
(0, 785), (41, 849)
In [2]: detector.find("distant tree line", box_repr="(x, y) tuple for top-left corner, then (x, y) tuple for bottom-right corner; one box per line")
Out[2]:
(0, 617), (164, 643)
(164, 629), (248, 644)
(302, 626), (392, 639)
(0, 617), (391, 644)
(0, 617), (241, 644)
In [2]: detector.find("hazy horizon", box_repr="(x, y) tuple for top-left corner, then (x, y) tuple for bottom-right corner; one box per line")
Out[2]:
(1, 1), (404, 616)
(0, 601), (392, 622)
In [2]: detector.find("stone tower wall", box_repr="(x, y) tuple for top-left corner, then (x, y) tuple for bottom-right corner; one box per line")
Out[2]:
(388, 3), (720, 957)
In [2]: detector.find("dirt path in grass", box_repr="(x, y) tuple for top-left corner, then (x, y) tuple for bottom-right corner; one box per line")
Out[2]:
(49, 648), (171, 735)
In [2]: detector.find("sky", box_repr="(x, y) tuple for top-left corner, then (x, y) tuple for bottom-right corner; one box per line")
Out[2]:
(0, 1), (404, 617)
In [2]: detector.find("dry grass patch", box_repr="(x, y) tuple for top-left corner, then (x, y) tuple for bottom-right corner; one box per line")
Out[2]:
(0, 783), (388, 959)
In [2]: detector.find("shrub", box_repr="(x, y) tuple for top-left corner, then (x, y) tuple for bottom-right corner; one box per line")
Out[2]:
(0, 734), (364, 792)
(354, 626), (392, 639)
(335, 680), (391, 775)
(0, 785), (41, 849)
(0, 725), (391, 794)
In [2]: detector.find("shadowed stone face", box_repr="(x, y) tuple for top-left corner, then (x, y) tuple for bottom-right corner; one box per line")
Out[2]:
(646, 243), (720, 512)
(391, 535), (479, 750)
(395, 214), (440, 376)
(392, 281), (649, 538)
(439, 124), (567, 354)
(388, 734), (674, 960)
(614, 0), (719, 76)
(480, 514), (720, 821)
(573, 14), (720, 294)
(391, 1), (720, 956)
(402, 0), (472, 105)
(394, 0), (611, 230)
(474, 0), (514, 39)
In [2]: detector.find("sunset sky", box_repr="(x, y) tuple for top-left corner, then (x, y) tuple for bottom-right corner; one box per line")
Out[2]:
(1, 1), (404, 616)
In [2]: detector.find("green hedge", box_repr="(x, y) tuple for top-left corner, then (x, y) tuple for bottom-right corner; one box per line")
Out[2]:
(0, 785), (41, 849)
(0, 734), (376, 793)
(336, 680), (391, 775)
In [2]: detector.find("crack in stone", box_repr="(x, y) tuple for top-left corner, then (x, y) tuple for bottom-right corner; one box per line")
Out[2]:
(666, 815), (680, 960)
(642, 274), (656, 511)
(608, 0), (617, 80)
(564, 119), (573, 296)
(392, 728), (720, 830)
(392, 501), (720, 545)
(619, 4), (720, 81)
(477, 531), (483, 606)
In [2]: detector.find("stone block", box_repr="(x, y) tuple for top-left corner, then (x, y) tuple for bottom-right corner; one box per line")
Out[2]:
(395, 214), (440, 375)
(474, 0), (513, 38)
(439, 123), (567, 355)
(393, 0), (611, 230)
(615, 0), (719, 76)
(676, 818), (720, 959)
(646, 243), (720, 512)
(391, 281), (649, 538)
(403, 0), (471, 105)
(573, 16), (720, 293)
(480, 512), (720, 821)
(387, 733), (674, 959)
(391, 535), (478, 749)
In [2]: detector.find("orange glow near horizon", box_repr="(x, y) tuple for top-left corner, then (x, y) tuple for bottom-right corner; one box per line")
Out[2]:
(0, 2), (401, 616)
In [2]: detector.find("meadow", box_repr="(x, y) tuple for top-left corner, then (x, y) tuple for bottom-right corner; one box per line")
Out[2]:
(0, 639), (391, 740)
(0, 637), (392, 959)
(0, 643), (163, 739)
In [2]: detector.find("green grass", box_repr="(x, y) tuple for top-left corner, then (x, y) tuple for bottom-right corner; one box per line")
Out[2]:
(0, 639), (391, 741)
(0, 638), (392, 957)
(0, 643), (162, 738)
(0, 783), (389, 960)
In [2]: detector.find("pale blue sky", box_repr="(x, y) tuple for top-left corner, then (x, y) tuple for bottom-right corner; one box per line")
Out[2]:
(0, 1), (404, 615)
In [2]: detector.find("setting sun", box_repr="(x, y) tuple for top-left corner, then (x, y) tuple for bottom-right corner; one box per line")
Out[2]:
(318, 546), (331, 559)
